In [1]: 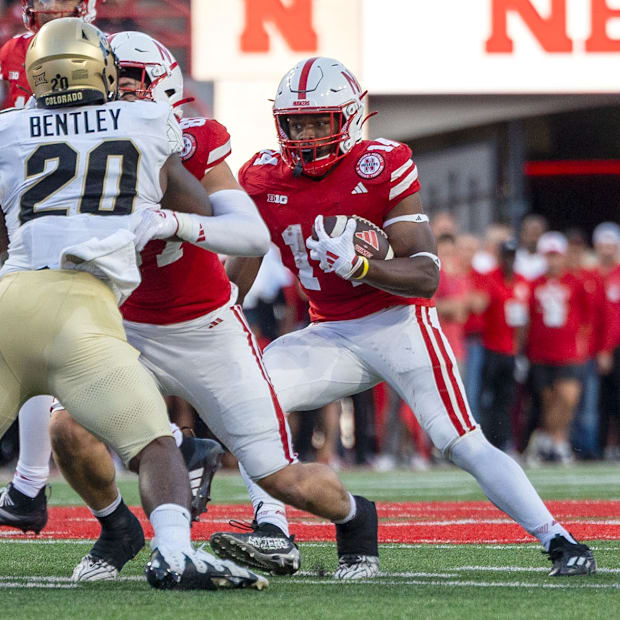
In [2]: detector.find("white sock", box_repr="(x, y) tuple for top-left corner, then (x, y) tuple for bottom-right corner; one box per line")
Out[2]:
(91, 492), (122, 518)
(150, 504), (192, 552)
(239, 462), (290, 537)
(333, 493), (357, 525)
(13, 396), (53, 498)
(449, 430), (576, 550)
(169, 423), (184, 448)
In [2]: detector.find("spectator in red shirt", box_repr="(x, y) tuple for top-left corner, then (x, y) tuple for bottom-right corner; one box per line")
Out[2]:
(525, 232), (588, 464)
(593, 222), (620, 460)
(435, 233), (468, 372)
(475, 240), (529, 451)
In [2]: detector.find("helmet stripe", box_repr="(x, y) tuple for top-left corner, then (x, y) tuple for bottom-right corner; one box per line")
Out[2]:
(297, 56), (319, 99)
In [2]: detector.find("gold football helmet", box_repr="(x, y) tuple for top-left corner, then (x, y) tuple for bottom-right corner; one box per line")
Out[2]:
(26, 17), (118, 108)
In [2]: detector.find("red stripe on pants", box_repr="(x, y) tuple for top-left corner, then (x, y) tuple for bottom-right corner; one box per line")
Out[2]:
(231, 306), (294, 463)
(415, 306), (466, 436)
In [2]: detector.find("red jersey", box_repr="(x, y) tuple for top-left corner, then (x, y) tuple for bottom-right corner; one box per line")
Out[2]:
(435, 270), (468, 362)
(527, 271), (589, 364)
(479, 269), (529, 356)
(574, 267), (607, 357)
(239, 139), (432, 323)
(600, 264), (620, 351)
(0, 33), (33, 109)
(121, 117), (232, 325)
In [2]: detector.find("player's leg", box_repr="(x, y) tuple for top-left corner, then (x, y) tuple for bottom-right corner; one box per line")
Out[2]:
(0, 396), (53, 534)
(130, 305), (380, 578)
(543, 374), (581, 463)
(43, 272), (265, 590)
(380, 306), (595, 576)
(49, 402), (225, 582)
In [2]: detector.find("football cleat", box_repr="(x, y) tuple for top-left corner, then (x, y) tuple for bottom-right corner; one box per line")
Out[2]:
(335, 495), (379, 580)
(0, 483), (48, 534)
(146, 544), (269, 590)
(545, 534), (597, 577)
(71, 502), (145, 582)
(333, 554), (380, 580)
(179, 436), (225, 521)
(210, 520), (300, 576)
(71, 555), (118, 582)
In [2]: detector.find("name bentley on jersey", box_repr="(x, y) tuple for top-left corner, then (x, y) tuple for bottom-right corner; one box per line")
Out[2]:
(0, 100), (181, 255)
(29, 107), (121, 136)
(239, 138), (431, 323)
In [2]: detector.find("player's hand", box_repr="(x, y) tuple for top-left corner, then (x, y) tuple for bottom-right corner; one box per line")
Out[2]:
(133, 208), (179, 251)
(306, 215), (364, 280)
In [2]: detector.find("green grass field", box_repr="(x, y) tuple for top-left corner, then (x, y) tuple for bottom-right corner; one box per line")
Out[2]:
(1, 463), (619, 619)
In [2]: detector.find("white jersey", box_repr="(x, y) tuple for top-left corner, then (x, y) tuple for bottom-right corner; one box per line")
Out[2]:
(0, 99), (182, 277)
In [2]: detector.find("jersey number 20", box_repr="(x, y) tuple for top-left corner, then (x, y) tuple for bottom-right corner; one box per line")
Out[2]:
(19, 139), (139, 224)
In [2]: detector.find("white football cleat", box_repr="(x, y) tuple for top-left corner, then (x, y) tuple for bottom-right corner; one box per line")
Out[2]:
(333, 555), (380, 580)
(146, 543), (269, 590)
(71, 554), (119, 582)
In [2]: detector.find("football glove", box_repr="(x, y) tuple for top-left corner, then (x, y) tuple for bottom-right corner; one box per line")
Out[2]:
(306, 215), (364, 280)
(133, 208), (179, 251)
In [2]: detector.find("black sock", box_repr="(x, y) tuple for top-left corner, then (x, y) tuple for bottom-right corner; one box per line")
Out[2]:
(335, 495), (378, 557)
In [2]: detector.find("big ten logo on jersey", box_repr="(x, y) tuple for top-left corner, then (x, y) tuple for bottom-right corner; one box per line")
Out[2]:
(267, 193), (288, 205)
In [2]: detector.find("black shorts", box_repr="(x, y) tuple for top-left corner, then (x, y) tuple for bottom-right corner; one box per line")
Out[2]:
(530, 363), (583, 392)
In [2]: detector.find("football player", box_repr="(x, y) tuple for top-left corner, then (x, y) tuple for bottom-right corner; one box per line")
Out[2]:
(0, 18), (268, 590)
(1, 2), (97, 109)
(21, 31), (378, 583)
(0, 0), (100, 539)
(214, 57), (597, 578)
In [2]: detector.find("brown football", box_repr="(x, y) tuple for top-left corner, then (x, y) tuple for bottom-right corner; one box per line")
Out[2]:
(312, 215), (394, 260)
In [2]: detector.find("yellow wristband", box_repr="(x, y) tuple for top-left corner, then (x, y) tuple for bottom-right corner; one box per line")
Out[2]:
(352, 256), (369, 280)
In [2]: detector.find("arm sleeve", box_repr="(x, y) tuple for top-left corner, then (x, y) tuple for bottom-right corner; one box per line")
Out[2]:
(174, 189), (270, 257)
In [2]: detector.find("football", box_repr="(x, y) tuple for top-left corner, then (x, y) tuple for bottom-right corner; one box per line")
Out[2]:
(312, 215), (394, 260)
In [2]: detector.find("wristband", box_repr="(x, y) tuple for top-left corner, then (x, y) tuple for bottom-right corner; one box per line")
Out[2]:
(352, 256), (369, 280)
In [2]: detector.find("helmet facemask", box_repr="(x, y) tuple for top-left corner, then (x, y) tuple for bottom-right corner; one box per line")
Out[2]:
(275, 101), (363, 178)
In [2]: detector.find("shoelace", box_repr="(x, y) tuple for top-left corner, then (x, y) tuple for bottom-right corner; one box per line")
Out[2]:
(0, 487), (12, 507)
(227, 500), (264, 532)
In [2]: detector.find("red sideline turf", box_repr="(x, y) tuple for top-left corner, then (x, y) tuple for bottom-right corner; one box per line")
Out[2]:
(1, 500), (619, 543)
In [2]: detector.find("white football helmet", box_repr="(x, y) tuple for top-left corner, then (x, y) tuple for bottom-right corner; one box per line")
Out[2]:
(23, 0), (97, 33)
(273, 57), (368, 177)
(108, 31), (188, 117)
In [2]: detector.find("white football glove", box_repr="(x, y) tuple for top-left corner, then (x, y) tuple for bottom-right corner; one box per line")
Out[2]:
(306, 215), (364, 280)
(133, 208), (179, 252)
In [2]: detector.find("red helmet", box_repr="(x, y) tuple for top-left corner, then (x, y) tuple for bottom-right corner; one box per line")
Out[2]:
(273, 57), (368, 177)
(22, 0), (97, 33)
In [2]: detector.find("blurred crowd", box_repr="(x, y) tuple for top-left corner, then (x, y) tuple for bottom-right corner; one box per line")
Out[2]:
(220, 213), (620, 472)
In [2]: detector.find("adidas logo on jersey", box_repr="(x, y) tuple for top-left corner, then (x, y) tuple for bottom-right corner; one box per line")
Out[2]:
(352, 182), (368, 195)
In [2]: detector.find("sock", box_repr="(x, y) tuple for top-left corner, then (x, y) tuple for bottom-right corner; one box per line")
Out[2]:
(91, 492), (122, 519)
(333, 493), (357, 525)
(169, 423), (184, 448)
(150, 504), (192, 551)
(13, 396), (54, 498)
(239, 462), (290, 537)
(449, 429), (576, 551)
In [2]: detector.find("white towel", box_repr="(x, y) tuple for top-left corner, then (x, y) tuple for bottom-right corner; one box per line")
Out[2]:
(60, 229), (141, 305)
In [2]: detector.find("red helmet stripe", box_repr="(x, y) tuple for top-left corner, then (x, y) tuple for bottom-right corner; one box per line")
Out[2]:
(297, 57), (319, 99)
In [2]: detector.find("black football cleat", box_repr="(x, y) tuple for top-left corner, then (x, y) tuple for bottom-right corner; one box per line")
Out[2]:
(210, 520), (300, 576)
(71, 501), (145, 582)
(545, 534), (597, 576)
(179, 436), (225, 521)
(146, 544), (269, 590)
(334, 495), (379, 580)
(0, 483), (48, 534)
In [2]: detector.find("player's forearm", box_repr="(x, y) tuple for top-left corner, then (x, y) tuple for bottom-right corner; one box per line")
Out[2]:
(360, 256), (439, 298)
(174, 190), (270, 257)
